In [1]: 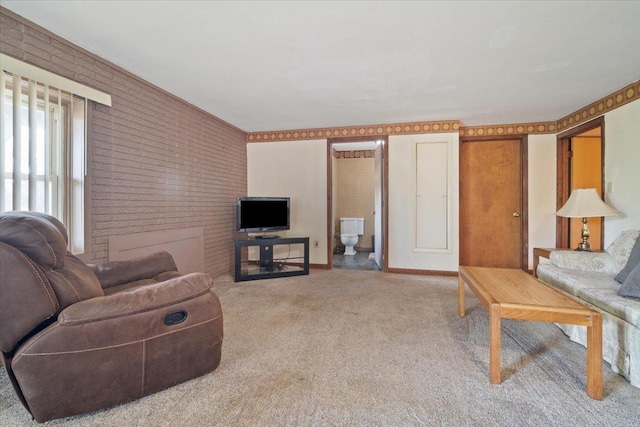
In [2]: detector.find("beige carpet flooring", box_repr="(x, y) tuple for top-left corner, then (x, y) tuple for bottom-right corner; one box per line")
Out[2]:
(2, 269), (640, 426)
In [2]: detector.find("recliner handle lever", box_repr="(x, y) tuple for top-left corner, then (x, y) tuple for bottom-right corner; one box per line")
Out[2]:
(164, 310), (187, 325)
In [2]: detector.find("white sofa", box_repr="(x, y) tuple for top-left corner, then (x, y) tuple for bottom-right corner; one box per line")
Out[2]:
(536, 230), (640, 388)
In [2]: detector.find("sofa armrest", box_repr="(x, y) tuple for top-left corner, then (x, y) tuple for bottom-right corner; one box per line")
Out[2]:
(88, 251), (178, 289)
(550, 250), (615, 274)
(58, 272), (211, 324)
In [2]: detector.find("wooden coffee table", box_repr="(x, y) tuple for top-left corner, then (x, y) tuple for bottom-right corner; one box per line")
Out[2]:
(458, 266), (603, 400)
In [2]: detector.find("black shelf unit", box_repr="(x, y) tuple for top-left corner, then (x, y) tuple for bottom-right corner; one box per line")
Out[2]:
(234, 237), (309, 282)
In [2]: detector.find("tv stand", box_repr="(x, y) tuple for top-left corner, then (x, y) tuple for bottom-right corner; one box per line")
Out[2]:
(234, 237), (309, 282)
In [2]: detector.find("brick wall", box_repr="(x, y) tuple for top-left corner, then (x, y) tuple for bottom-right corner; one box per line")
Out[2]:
(0, 9), (247, 278)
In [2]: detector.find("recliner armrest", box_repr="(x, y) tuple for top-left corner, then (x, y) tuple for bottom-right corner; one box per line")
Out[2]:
(550, 250), (615, 274)
(58, 273), (212, 325)
(89, 251), (179, 289)
(11, 271), (223, 422)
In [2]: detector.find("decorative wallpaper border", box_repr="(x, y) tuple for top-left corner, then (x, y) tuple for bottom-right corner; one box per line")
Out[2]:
(246, 81), (640, 142)
(247, 120), (460, 142)
(556, 81), (640, 132)
(460, 122), (557, 136)
(333, 150), (376, 159)
(459, 122), (557, 137)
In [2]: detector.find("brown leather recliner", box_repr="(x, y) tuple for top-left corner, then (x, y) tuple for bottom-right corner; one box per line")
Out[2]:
(0, 211), (223, 422)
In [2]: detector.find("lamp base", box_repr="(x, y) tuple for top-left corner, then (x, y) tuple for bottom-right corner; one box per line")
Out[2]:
(575, 217), (593, 251)
(575, 241), (593, 252)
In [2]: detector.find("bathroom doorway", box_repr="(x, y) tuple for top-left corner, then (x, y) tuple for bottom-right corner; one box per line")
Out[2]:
(327, 137), (387, 271)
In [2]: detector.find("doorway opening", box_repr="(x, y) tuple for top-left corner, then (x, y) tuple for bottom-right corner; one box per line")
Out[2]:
(556, 117), (605, 249)
(327, 137), (388, 271)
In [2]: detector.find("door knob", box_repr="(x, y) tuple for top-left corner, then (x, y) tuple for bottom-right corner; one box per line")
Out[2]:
(513, 212), (520, 217)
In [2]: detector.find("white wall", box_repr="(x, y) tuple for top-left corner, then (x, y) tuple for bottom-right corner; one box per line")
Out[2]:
(386, 132), (558, 271)
(527, 134), (557, 268)
(247, 139), (328, 265)
(511, 124), (639, 269)
(551, 99), (640, 248)
(245, 99), (639, 271)
(388, 133), (459, 272)
(603, 99), (640, 245)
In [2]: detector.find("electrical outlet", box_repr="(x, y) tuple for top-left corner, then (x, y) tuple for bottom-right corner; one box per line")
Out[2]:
(606, 181), (613, 193)
(314, 240), (319, 248)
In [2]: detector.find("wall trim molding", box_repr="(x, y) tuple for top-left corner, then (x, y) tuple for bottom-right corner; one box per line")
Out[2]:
(459, 122), (557, 137)
(247, 120), (460, 142)
(386, 267), (458, 276)
(556, 80), (640, 132)
(310, 263), (330, 270)
(249, 120), (558, 143)
(247, 81), (640, 142)
(333, 150), (375, 158)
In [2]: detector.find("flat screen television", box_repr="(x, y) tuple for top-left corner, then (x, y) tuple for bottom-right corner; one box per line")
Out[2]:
(237, 197), (290, 233)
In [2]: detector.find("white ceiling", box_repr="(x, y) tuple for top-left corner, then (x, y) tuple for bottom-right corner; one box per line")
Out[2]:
(3, 1), (639, 133)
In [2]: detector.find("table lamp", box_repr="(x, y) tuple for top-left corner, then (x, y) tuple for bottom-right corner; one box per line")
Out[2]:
(555, 188), (620, 251)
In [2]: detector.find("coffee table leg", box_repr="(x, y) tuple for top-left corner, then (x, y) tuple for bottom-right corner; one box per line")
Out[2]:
(489, 303), (502, 384)
(586, 313), (603, 400)
(458, 276), (466, 317)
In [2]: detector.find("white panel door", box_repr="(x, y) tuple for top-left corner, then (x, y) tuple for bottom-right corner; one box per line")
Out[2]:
(415, 142), (448, 250)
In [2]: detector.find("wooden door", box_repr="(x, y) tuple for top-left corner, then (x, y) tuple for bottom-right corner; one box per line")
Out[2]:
(460, 139), (524, 268)
(570, 129), (602, 250)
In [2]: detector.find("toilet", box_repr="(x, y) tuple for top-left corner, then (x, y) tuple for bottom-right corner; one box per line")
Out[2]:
(340, 217), (364, 256)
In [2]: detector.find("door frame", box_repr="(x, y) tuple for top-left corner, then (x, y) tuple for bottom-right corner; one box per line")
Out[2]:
(326, 136), (389, 271)
(459, 135), (529, 270)
(556, 117), (605, 248)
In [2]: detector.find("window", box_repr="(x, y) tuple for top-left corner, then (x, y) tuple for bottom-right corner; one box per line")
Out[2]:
(1, 71), (87, 253)
(1, 54), (111, 256)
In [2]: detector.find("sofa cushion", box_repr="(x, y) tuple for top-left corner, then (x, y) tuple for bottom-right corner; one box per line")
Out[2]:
(550, 250), (614, 274)
(537, 263), (640, 329)
(615, 234), (640, 283)
(618, 264), (640, 300)
(537, 263), (616, 296)
(607, 230), (640, 274)
(577, 284), (640, 329)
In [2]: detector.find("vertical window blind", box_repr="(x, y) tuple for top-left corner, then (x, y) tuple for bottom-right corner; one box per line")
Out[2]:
(2, 71), (60, 213)
(1, 54), (110, 254)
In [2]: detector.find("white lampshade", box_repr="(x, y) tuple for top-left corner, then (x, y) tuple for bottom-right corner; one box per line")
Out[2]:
(556, 188), (620, 218)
